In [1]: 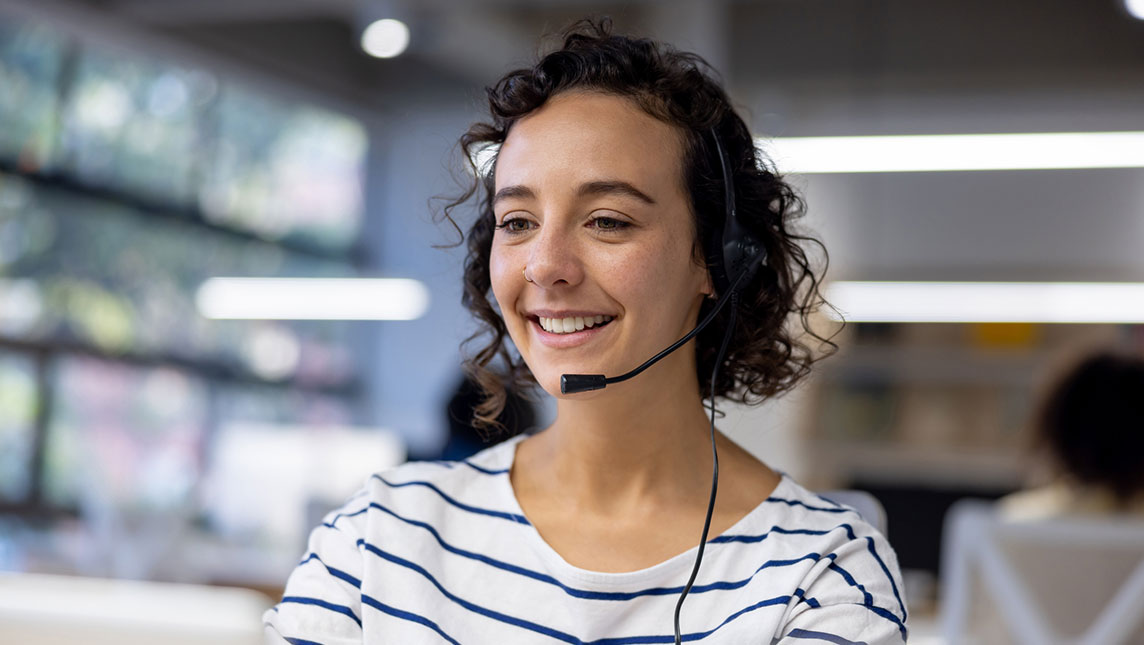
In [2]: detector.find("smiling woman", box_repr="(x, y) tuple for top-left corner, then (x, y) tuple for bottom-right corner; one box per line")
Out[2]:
(489, 91), (710, 400)
(265, 17), (908, 645)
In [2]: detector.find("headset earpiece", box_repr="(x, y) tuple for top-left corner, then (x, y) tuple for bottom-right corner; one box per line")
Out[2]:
(706, 127), (767, 297)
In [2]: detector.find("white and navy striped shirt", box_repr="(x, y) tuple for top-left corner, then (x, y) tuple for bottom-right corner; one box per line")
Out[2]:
(265, 435), (908, 644)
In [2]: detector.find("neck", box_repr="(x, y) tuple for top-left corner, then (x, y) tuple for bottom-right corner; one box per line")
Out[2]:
(530, 349), (718, 515)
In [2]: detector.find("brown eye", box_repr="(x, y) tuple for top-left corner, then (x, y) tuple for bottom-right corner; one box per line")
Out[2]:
(589, 216), (629, 232)
(497, 217), (535, 233)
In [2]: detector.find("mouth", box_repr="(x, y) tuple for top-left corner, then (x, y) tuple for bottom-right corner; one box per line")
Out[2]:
(533, 314), (615, 334)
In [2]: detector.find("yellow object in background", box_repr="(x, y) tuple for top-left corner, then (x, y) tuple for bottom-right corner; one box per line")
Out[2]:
(970, 322), (1040, 348)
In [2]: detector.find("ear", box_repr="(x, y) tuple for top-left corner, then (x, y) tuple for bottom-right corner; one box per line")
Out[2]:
(690, 241), (715, 298)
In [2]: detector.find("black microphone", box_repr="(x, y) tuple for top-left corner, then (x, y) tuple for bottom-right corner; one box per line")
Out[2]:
(559, 268), (750, 394)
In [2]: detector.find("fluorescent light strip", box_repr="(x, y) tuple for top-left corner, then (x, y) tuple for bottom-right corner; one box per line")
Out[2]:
(474, 132), (1144, 176)
(762, 132), (1144, 173)
(825, 281), (1144, 323)
(196, 278), (429, 320)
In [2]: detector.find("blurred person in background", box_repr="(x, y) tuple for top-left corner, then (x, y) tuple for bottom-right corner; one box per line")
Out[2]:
(1001, 351), (1144, 519)
(264, 17), (907, 644)
(940, 350), (1144, 644)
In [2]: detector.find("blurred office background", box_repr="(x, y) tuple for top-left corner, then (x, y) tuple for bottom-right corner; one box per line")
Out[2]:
(0, 0), (1143, 642)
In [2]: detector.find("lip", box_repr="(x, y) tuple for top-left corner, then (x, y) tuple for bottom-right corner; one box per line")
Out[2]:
(526, 309), (617, 319)
(528, 315), (615, 349)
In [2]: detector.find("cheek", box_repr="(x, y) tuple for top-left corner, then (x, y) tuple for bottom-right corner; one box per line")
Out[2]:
(622, 237), (699, 296)
(488, 244), (517, 314)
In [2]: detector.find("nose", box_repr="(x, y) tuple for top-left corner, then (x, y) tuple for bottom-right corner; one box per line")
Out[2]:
(525, 222), (584, 289)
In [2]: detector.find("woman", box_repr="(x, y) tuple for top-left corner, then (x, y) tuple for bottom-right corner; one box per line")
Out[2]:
(266, 18), (907, 644)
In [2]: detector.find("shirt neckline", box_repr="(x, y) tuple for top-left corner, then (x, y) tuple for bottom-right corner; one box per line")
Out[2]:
(490, 433), (790, 587)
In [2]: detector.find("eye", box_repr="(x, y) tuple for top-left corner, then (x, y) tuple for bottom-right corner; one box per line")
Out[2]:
(495, 216), (535, 234)
(588, 214), (631, 232)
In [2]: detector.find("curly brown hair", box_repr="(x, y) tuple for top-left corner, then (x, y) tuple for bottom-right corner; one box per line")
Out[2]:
(444, 17), (838, 432)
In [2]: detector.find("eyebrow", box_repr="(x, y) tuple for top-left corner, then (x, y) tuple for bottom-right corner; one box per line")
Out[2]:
(492, 180), (657, 208)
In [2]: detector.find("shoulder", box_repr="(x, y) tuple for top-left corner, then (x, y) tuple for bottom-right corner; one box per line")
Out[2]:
(368, 450), (507, 496)
(760, 477), (910, 643)
(355, 435), (523, 519)
(998, 483), (1075, 520)
(764, 477), (904, 591)
(999, 481), (1144, 519)
(761, 476), (888, 538)
(381, 435), (521, 488)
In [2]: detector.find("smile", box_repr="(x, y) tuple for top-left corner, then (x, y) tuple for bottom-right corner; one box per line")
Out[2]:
(537, 314), (614, 334)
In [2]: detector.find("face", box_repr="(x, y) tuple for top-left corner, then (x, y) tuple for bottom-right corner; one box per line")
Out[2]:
(489, 91), (712, 397)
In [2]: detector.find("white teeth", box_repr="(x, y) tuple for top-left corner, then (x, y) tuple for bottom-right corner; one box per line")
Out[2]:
(537, 315), (614, 334)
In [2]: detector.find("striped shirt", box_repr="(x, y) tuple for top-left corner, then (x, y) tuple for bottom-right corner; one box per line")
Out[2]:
(264, 434), (908, 644)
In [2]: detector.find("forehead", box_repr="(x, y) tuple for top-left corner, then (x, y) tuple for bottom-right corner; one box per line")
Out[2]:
(495, 91), (687, 195)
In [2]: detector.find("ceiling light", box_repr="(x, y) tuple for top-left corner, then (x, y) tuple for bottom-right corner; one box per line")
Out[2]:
(762, 132), (1144, 173)
(1126, 0), (1144, 20)
(824, 282), (1144, 323)
(360, 18), (410, 58)
(196, 278), (429, 320)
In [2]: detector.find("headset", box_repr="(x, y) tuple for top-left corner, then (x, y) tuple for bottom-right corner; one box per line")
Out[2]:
(560, 127), (767, 643)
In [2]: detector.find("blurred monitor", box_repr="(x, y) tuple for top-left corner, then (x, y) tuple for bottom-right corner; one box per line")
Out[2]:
(213, 381), (356, 428)
(0, 351), (38, 503)
(0, 14), (65, 171)
(57, 43), (211, 208)
(0, 174), (357, 385)
(41, 355), (208, 513)
(200, 86), (367, 251)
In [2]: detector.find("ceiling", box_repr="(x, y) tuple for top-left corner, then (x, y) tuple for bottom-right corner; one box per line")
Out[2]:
(22, 0), (1144, 119)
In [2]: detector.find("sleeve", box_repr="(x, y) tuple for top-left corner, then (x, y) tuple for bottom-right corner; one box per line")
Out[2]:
(775, 532), (909, 645)
(263, 491), (372, 645)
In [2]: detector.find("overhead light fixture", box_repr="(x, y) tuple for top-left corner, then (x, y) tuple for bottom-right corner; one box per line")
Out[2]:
(1126, 0), (1144, 20)
(470, 132), (1144, 176)
(762, 132), (1144, 173)
(824, 281), (1144, 323)
(361, 18), (410, 58)
(196, 278), (429, 320)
